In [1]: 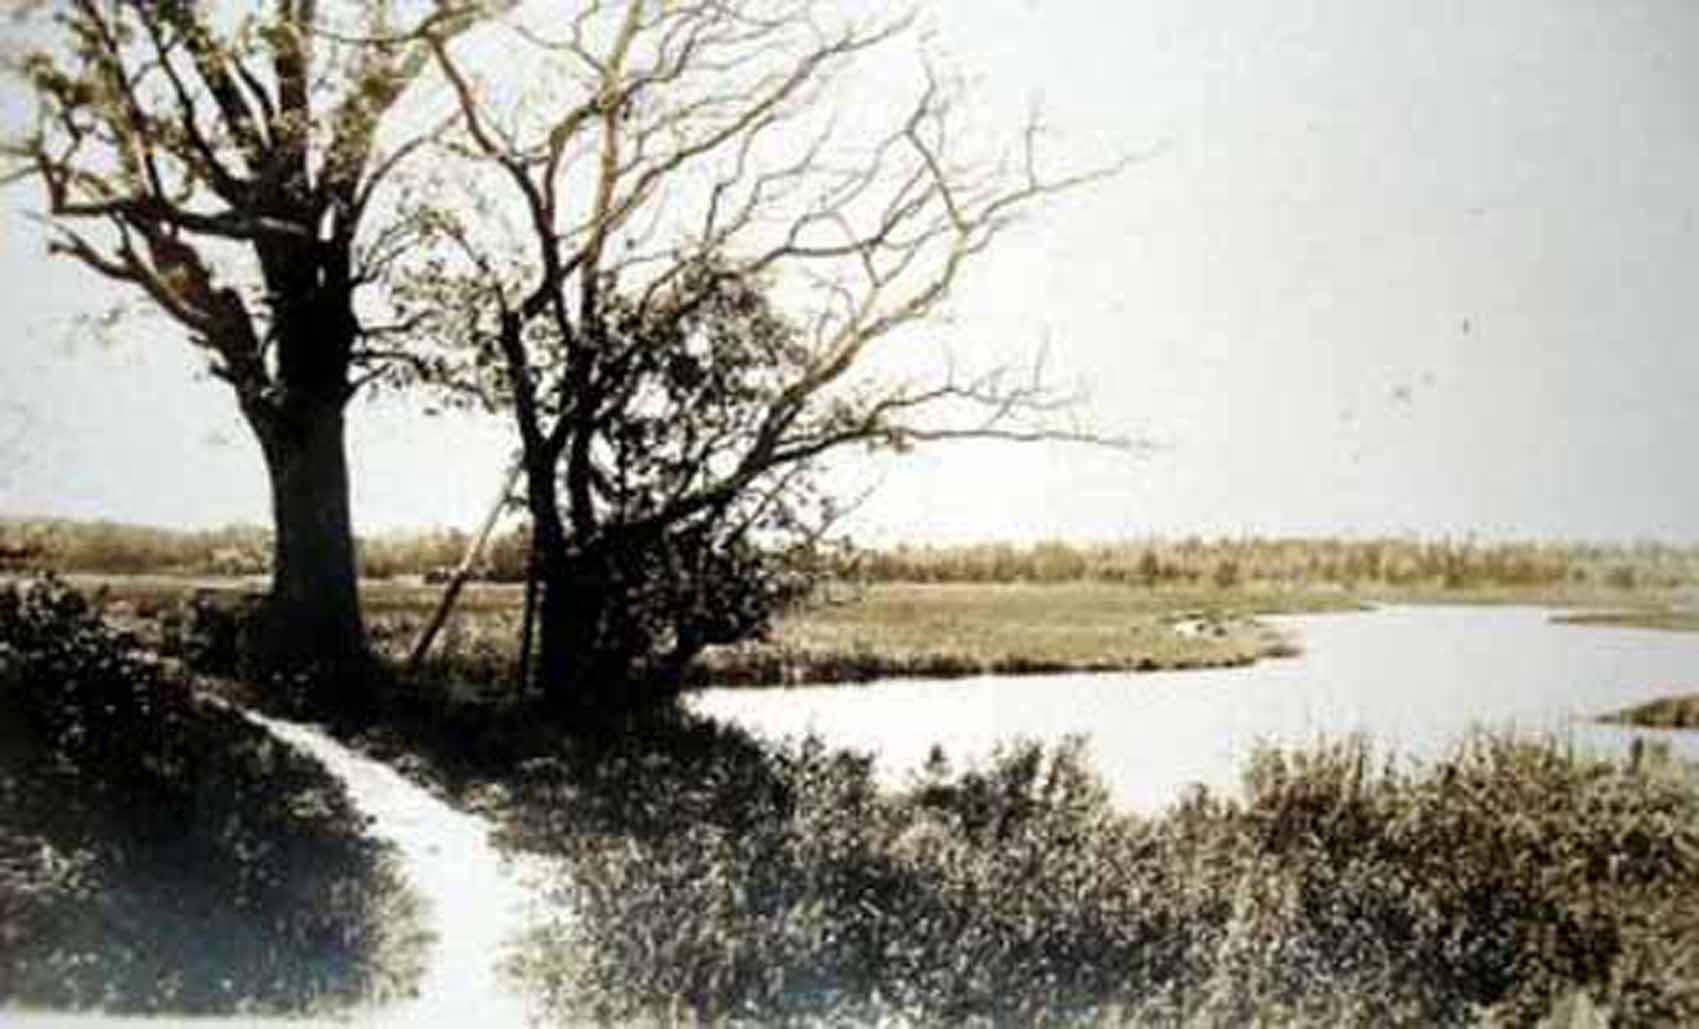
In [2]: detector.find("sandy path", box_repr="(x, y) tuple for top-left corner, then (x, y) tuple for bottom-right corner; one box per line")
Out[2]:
(8, 713), (562, 1029)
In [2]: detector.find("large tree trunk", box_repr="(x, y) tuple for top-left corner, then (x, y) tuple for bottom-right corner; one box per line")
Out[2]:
(534, 552), (670, 730)
(535, 554), (616, 723)
(250, 393), (367, 679)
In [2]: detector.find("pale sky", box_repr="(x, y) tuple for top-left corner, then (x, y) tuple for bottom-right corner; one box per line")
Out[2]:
(3, 0), (1698, 545)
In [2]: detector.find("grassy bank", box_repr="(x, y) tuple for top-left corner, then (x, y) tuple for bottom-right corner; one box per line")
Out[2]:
(0, 578), (424, 1015)
(364, 581), (1372, 687)
(335, 683), (1699, 1027)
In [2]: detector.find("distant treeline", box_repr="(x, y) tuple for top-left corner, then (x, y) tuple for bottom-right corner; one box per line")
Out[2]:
(0, 517), (532, 582)
(845, 537), (1699, 590)
(4, 516), (1697, 591)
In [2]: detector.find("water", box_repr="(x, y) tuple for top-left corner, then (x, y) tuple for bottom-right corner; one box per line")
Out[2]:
(691, 605), (1699, 815)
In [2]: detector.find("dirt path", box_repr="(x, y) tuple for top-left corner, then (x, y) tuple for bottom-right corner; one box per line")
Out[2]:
(9, 713), (561, 1029)
(253, 713), (559, 1027)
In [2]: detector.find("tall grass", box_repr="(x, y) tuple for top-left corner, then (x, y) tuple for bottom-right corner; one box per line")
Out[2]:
(492, 718), (1699, 1026)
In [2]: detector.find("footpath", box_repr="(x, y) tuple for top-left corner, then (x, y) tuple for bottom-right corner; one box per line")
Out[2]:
(9, 712), (560, 1029)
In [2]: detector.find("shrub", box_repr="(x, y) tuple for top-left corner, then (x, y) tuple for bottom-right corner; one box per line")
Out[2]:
(0, 576), (422, 1014)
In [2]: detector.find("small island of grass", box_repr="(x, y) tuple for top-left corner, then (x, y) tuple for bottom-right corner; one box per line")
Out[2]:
(1602, 693), (1699, 731)
(1555, 608), (1699, 633)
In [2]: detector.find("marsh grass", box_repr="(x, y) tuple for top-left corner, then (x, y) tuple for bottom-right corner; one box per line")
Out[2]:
(482, 716), (1699, 1027)
(701, 582), (1345, 686)
(0, 577), (426, 1015)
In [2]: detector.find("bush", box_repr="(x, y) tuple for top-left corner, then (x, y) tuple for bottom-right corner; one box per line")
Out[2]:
(175, 587), (268, 676)
(0, 576), (422, 1014)
(501, 719), (1699, 1026)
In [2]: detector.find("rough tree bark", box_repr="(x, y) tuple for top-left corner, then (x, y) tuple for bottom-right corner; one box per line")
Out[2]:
(254, 392), (366, 667)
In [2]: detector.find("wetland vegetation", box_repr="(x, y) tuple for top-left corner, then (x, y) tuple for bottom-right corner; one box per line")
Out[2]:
(311, 667), (1699, 1027)
(8, 534), (1699, 1023)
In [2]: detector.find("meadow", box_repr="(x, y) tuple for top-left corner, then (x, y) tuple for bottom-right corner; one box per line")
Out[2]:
(41, 575), (1339, 693)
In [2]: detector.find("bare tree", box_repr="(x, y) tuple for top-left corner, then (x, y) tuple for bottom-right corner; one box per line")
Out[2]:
(399, 0), (1127, 723)
(2, 1), (493, 685)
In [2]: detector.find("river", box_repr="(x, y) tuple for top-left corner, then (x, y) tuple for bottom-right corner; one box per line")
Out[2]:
(690, 605), (1699, 815)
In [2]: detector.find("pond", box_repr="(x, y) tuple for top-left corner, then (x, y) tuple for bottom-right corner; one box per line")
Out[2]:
(690, 605), (1699, 815)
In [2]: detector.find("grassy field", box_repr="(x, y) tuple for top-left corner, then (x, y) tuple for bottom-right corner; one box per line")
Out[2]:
(50, 572), (526, 614)
(698, 581), (1363, 684)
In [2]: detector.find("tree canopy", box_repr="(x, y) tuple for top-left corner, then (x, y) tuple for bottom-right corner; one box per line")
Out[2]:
(3, 1), (1124, 717)
(389, 1), (1127, 719)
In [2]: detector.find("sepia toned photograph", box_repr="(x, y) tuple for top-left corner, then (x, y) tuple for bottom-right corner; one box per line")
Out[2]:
(2, 1), (1698, 1025)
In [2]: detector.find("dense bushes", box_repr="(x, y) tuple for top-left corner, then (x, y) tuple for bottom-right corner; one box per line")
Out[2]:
(0, 577), (421, 1013)
(500, 718), (1699, 1026)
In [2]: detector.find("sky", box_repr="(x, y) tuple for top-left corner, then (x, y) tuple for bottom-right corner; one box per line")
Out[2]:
(3, 0), (1698, 545)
